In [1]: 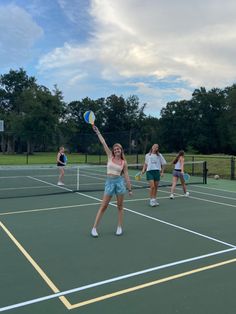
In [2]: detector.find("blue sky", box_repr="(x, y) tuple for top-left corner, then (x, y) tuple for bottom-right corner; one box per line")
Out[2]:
(1, 0), (236, 117)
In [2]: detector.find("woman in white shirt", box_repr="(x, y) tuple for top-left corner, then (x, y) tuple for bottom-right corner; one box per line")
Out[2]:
(141, 144), (166, 207)
(91, 126), (132, 237)
(170, 150), (189, 199)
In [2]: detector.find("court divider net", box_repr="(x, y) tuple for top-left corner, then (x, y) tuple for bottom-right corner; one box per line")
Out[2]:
(0, 161), (207, 199)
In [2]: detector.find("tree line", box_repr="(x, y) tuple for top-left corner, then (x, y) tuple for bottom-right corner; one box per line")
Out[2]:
(0, 68), (236, 155)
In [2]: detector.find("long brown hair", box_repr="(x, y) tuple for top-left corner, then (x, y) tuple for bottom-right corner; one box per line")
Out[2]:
(149, 144), (160, 156)
(172, 150), (184, 164)
(112, 143), (126, 160)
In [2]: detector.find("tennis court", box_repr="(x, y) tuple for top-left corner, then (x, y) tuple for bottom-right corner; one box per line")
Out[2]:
(0, 164), (236, 314)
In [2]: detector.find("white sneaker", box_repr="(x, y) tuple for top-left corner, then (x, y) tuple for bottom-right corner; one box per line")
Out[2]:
(155, 199), (159, 206)
(170, 194), (174, 199)
(57, 181), (64, 186)
(91, 227), (98, 237)
(116, 226), (123, 236)
(185, 192), (190, 197)
(149, 199), (156, 207)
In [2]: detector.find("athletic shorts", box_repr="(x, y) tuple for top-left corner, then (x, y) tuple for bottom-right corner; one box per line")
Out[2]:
(173, 170), (183, 178)
(146, 170), (160, 181)
(104, 176), (126, 196)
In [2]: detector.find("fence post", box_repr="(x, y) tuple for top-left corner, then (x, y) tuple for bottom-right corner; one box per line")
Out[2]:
(231, 156), (235, 180)
(203, 161), (207, 184)
(192, 155), (194, 175)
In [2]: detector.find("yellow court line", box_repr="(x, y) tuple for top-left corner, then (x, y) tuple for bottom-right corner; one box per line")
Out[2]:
(70, 257), (236, 309)
(0, 221), (72, 310)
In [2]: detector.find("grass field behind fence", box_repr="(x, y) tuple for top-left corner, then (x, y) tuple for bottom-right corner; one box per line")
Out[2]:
(0, 152), (234, 180)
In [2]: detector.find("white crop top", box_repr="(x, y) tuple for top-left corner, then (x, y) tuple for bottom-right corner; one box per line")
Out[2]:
(174, 159), (182, 170)
(107, 157), (124, 175)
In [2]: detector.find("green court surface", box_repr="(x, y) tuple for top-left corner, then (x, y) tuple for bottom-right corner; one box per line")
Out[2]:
(0, 173), (236, 314)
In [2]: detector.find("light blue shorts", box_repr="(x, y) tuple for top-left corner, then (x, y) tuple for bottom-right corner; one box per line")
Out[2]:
(104, 176), (126, 196)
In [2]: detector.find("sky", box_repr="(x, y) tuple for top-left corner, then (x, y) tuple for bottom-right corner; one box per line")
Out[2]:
(1, 0), (236, 117)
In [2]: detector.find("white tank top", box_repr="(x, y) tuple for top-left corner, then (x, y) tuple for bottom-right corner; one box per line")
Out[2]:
(107, 157), (124, 175)
(174, 160), (182, 170)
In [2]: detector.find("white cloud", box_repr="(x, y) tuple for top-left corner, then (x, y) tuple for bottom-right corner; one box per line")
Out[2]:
(39, 1), (236, 83)
(126, 81), (193, 116)
(35, 0), (236, 116)
(0, 4), (43, 68)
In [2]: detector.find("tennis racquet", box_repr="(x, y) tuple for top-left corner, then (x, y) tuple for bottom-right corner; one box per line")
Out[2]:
(64, 155), (67, 165)
(135, 171), (142, 181)
(83, 110), (95, 125)
(183, 173), (190, 182)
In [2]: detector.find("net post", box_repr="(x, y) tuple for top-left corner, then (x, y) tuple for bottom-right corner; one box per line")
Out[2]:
(76, 166), (80, 191)
(191, 156), (194, 175)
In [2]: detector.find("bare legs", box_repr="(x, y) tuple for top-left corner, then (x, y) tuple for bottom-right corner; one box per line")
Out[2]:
(170, 175), (188, 198)
(170, 176), (178, 194)
(148, 180), (159, 206)
(149, 180), (158, 199)
(58, 167), (65, 185)
(180, 177), (187, 193)
(91, 194), (124, 236)
(92, 194), (112, 228)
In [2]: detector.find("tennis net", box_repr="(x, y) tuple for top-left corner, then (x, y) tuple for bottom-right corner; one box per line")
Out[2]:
(0, 161), (207, 199)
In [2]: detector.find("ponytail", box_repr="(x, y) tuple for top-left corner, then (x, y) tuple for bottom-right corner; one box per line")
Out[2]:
(172, 150), (185, 164)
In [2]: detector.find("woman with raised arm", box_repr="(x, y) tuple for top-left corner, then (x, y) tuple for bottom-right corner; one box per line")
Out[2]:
(170, 150), (189, 199)
(91, 126), (132, 237)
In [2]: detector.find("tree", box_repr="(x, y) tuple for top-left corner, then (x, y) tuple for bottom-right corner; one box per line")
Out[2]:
(65, 95), (146, 153)
(159, 100), (192, 152)
(19, 85), (65, 153)
(0, 68), (37, 153)
(138, 116), (160, 154)
(224, 85), (236, 154)
(0, 69), (65, 153)
(190, 87), (227, 153)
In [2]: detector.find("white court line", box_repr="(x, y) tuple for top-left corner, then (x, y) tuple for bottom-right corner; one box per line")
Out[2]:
(13, 177), (236, 245)
(176, 186), (236, 201)
(0, 202), (101, 216)
(0, 246), (236, 313)
(190, 184), (236, 194)
(113, 195), (182, 203)
(77, 192), (236, 248)
(28, 176), (73, 192)
(162, 186), (236, 208)
(29, 174), (236, 204)
(181, 195), (236, 208)
(0, 178), (235, 311)
(124, 207), (236, 247)
(157, 187), (236, 207)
